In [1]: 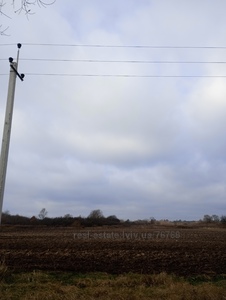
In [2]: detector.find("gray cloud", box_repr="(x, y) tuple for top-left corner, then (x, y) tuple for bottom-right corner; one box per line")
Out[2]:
(0, 0), (226, 220)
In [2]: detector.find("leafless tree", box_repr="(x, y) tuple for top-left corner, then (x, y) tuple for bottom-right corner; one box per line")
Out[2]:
(88, 209), (104, 219)
(0, 0), (56, 35)
(220, 215), (226, 225)
(203, 214), (212, 223)
(38, 208), (48, 220)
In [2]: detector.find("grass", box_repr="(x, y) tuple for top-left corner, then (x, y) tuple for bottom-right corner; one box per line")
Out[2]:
(0, 262), (226, 299)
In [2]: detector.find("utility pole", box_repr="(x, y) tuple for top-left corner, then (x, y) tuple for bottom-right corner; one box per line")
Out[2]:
(0, 43), (24, 225)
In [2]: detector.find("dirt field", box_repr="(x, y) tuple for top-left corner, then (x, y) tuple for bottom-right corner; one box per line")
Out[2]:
(0, 225), (226, 277)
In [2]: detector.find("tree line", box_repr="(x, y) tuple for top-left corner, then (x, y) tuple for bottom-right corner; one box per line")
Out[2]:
(1, 209), (122, 227)
(203, 214), (226, 224)
(1, 209), (226, 227)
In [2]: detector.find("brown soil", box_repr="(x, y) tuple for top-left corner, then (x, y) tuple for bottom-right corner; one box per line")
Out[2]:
(0, 226), (226, 277)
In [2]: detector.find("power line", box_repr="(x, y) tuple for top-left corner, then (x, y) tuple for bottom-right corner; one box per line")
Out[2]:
(2, 58), (226, 64)
(20, 44), (226, 49)
(2, 43), (226, 49)
(0, 44), (16, 46)
(0, 73), (225, 78)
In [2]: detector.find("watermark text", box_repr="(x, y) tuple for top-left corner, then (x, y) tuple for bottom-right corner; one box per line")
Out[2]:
(73, 230), (181, 240)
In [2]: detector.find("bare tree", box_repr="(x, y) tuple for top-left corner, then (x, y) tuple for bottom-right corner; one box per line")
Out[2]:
(0, 0), (56, 35)
(87, 209), (104, 219)
(203, 214), (212, 223)
(220, 215), (226, 225)
(38, 208), (48, 220)
(64, 213), (73, 218)
(211, 214), (220, 223)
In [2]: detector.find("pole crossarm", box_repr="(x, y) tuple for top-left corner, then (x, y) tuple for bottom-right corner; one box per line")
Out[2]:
(9, 60), (25, 81)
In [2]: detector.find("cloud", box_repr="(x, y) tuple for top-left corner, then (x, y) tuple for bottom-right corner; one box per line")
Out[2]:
(185, 76), (226, 160)
(0, 0), (226, 220)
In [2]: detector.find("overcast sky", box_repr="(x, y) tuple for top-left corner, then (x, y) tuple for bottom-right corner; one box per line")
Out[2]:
(0, 0), (226, 220)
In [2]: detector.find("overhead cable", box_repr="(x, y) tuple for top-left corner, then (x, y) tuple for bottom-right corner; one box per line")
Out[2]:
(1, 58), (226, 64)
(0, 73), (224, 78)
(1, 43), (226, 49)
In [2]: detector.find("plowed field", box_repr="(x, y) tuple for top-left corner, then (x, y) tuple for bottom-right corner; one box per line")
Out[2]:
(0, 226), (226, 277)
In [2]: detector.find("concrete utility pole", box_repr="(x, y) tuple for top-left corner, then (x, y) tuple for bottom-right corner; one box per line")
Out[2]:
(0, 44), (24, 225)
